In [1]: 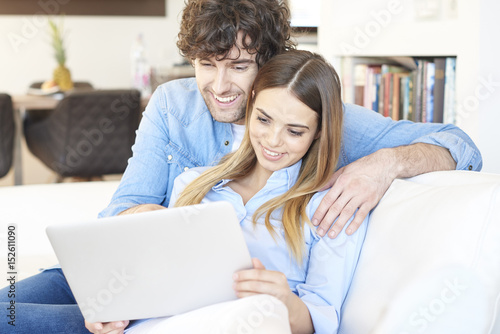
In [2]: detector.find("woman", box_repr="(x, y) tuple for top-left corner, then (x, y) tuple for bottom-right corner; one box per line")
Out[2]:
(89, 50), (367, 334)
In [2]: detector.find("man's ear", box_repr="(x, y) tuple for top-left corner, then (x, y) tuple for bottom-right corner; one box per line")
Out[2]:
(251, 90), (255, 99)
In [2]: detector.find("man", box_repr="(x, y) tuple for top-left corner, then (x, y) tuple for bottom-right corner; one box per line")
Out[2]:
(0, 1), (481, 333)
(100, 0), (480, 236)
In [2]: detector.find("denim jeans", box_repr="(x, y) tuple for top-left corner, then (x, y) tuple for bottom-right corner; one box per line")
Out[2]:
(0, 269), (90, 333)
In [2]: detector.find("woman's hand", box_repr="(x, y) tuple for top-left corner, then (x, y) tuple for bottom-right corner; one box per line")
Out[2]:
(233, 258), (313, 333)
(84, 320), (129, 334)
(233, 258), (293, 309)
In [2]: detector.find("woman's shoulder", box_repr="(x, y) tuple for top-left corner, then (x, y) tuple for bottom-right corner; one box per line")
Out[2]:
(306, 189), (330, 217)
(174, 166), (211, 185)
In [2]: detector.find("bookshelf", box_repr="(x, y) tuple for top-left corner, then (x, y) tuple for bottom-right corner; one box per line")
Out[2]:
(318, 0), (500, 173)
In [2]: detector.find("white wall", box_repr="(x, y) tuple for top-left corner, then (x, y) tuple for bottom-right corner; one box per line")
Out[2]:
(0, 0), (185, 95)
(478, 0), (500, 174)
(0, 0), (186, 187)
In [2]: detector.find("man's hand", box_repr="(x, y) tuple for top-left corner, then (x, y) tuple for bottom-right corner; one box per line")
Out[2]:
(312, 144), (456, 238)
(85, 320), (129, 334)
(312, 150), (394, 238)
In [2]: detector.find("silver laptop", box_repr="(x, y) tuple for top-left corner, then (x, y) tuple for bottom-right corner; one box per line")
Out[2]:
(46, 201), (253, 323)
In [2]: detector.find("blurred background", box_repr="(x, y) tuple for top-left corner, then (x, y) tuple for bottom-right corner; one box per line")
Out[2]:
(0, 0), (498, 187)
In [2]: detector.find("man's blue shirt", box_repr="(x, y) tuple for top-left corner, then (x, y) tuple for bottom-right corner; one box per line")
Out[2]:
(99, 78), (482, 218)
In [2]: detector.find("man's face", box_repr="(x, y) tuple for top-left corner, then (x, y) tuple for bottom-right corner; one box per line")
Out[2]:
(194, 34), (258, 125)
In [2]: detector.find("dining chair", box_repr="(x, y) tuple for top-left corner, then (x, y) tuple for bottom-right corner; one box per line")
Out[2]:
(0, 94), (15, 178)
(23, 89), (142, 181)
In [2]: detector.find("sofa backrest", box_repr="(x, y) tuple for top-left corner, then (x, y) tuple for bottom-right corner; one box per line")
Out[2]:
(339, 171), (500, 334)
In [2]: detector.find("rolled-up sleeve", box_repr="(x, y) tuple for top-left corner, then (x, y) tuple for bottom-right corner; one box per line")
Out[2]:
(341, 103), (482, 171)
(296, 191), (368, 333)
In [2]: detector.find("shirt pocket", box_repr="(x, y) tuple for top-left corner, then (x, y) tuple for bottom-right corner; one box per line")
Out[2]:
(165, 141), (202, 173)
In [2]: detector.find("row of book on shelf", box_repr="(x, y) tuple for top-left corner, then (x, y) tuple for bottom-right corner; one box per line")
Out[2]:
(342, 56), (456, 124)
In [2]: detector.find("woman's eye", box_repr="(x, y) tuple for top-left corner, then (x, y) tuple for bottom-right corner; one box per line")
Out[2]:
(289, 130), (303, 137)
(257, 116), (269, 124)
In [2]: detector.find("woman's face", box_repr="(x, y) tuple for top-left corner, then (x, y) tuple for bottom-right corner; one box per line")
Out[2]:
(249, 87), (319, 177)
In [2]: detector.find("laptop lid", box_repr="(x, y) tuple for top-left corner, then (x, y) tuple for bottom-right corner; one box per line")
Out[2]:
(46, 201), (253, 323)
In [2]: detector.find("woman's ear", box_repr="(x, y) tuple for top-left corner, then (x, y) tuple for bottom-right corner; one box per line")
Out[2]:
(314, 130), (321, 140)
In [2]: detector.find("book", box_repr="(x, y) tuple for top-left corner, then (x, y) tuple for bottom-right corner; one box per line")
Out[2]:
(342, 56), (456, 124)
(407, 72), (414, 121)
(353, 63), (367, 106)
(425, 61), (435, 123)
(413, 59), (424, 122)
(443, 57), (457, 124)
(381, 65), (409, 118)
(433, 58), (446, 123)
(373, 71), (382, 112)
(399, 74), (411, 120)
(365, 65), (382, 111)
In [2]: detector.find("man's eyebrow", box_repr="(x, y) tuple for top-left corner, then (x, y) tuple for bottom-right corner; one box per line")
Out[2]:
(256, 108), (310, 129)
(229, 59), (255, 65)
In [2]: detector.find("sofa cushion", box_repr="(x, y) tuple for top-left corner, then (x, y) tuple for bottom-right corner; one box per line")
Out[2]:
(339, 171), (500, 334)
(0, 181), (119, 286)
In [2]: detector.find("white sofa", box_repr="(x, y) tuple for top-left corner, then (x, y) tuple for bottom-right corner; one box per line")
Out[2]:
(0, 171), (499, 333)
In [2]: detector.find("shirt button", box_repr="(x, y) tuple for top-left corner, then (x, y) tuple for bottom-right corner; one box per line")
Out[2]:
(224, 140), (230, 146)
(184, 167), (189, 171)
(167, 155), (173, 161)
(468, 165), (473, 170)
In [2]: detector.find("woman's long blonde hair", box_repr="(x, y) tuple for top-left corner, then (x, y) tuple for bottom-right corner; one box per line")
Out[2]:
(175, 50), (343, 263)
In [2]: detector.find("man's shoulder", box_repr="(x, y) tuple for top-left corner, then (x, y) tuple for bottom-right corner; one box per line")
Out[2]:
(154, 78), (210, 124)
(158, 77), (198, 91)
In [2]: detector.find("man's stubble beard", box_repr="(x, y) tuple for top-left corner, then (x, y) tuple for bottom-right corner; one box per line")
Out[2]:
(203, 93), (247, 124)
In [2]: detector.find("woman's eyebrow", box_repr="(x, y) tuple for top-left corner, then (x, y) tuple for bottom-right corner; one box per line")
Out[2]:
(256, 108), (309, 129)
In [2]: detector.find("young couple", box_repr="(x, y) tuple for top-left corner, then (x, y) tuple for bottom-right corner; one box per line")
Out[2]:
(0, 0), (481, 333)
(115, 48), (367, 334)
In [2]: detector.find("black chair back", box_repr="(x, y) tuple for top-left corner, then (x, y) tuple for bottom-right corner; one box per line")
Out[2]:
(0, 94), (15, 178)
(24, 89), (142, 178)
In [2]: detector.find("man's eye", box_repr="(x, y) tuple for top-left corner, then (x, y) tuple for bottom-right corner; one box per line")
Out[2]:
(234, 66), (248, 71)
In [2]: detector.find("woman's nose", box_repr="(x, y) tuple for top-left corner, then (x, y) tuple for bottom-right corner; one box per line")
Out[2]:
(266, 128), (283, 147)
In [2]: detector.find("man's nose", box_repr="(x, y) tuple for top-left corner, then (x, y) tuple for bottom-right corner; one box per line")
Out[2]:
(212, 68), (231, 94)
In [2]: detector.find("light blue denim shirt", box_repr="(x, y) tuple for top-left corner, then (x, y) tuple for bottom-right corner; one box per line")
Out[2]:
(168, 161), (368, 333)
(99, 78), (482, 218)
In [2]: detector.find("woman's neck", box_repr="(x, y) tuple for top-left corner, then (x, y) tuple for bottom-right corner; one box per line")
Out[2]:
(227, 164), (272, 205)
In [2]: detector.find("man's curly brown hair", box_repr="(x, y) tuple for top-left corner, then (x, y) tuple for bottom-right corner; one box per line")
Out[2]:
(177, 0), (296, 68)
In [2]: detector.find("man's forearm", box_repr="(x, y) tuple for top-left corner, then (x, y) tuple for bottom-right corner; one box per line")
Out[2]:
(117, 204), (166, 216)
(385, 143), (457, 179)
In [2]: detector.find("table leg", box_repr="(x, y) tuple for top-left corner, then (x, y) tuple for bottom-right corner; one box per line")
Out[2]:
(13, 106), (24, 185)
